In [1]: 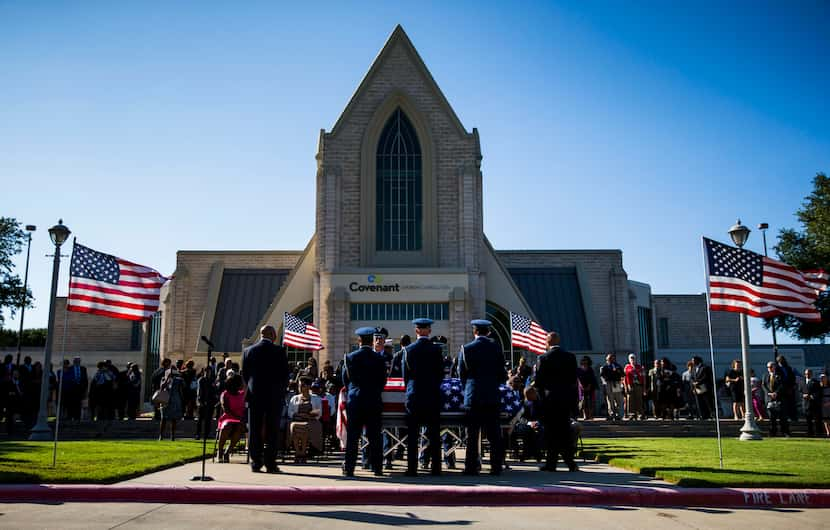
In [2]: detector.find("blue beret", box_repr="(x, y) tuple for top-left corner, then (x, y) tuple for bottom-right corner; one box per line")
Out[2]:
(355, 326), (377, 336)
(470, 319), (492, 327)
(412, 318), (434, 327)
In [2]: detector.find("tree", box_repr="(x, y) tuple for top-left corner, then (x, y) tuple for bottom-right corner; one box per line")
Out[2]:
(772, 172), (830, 340)
(0, 328), (47, 348)
(0, 217), (33, 326)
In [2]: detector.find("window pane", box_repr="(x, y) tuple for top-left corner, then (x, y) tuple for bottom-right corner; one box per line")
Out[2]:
(376, 108), (422, 251)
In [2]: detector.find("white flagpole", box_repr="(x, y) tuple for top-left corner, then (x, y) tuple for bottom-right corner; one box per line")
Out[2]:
(52, 306), (69, 468)
(701, 237), (724, 470)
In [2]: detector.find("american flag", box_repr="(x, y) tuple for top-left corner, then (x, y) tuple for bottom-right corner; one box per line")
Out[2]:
(67, 243), (168, 321)
(382, 377), (406, 413)
(704, 237), (829, 321)
(510, 312), (548, 354)
(283, 312), (323, 350)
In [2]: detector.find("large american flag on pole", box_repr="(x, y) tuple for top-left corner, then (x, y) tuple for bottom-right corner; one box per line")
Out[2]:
(283, 312), (323, 350)
(510, 312), (548, 355)
(704, 237), (829, 321)
(67, 242), (168, 321)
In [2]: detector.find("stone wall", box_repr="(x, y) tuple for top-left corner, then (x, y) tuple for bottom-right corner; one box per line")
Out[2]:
(496, 250), (634, 354)
(652, 294), (740, 349)
(161, 250), (303, 360)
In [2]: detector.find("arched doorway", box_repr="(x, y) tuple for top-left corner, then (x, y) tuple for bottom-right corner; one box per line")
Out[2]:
(485, 301), (513, 368)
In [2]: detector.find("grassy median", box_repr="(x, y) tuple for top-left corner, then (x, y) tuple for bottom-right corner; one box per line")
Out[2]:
(581, 437), (830, 488)
(0, 440), (206, 484)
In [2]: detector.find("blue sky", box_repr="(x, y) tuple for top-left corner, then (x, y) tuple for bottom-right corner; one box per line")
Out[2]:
(2, 1), (828, 344)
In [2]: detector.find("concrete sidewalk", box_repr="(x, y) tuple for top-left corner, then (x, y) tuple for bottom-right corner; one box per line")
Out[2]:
(125, 452), (669, 491)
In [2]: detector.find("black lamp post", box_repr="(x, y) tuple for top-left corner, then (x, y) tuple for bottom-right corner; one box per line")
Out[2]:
(29, 220), (71, 441)
(757, 222), (779, 356)
(728, 220), (762, 441)
(15, 225), (36, 368)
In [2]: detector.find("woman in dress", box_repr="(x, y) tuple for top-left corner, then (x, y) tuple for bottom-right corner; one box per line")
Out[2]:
(288, 377), (322, 463)
(158, 365), (185, 441)
(216, 372), (246, 461)
(724, 359), (745, 420)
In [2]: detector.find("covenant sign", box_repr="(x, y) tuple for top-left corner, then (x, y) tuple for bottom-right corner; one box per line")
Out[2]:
(333, 272), (469, 302)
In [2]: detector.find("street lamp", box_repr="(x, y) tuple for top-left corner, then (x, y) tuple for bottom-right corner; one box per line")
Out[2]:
(758, 222), (779, 356)
(15, 225), (36, 368)
(728, 219), (762, 441)
(29, 219), (70, 441)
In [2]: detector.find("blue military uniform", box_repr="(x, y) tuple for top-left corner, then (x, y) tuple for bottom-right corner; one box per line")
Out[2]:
(342, 327), (388, 476)
(402, 318), (445, 475)
(458, 320), (507, 475)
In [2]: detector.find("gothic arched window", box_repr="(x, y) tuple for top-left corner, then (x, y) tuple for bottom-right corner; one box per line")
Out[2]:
(376, 108), (422, 251)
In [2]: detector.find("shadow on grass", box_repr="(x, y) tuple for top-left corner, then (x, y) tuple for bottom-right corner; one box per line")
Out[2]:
(640, 466), (796, 478)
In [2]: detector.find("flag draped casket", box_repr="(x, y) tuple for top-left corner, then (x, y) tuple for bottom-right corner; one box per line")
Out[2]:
(381, 377), (522, 418)
(382, 378), (406, 413)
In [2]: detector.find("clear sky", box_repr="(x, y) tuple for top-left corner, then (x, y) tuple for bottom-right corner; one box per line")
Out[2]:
(2, 1), (828, 345)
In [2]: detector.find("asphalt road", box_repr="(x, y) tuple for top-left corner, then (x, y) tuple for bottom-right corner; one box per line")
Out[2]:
(0, 502), (826, 529)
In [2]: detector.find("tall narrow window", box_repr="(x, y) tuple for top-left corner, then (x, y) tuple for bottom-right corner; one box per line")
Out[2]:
(376, 108), (422, 251)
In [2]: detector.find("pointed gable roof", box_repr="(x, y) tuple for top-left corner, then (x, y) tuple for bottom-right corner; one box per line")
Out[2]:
(329, 25), (471, 137)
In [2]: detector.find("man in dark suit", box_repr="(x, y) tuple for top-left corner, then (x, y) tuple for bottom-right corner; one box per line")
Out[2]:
(458, 319), (507, 476)
(691, 356), (714, 420)
(342, 327), (388, 477)
(801, 369), (822, 437)
(533, 331), (579, 472)
(66, 356), (88, 422)
(242, 325), (289, 473)
(763, 361), (789, 437)
(403, 318), (444, 476)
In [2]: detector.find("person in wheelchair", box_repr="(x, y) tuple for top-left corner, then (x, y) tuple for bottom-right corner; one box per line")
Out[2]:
(288, 377), (323, 463)
(216, 372), (246, 462)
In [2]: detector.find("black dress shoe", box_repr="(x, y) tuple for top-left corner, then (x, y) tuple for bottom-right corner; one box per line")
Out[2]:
(373, 470), (384, 477)
(539, 465), (557, 472)
(567, 464), (579, 472)
(266, 466), (282, 474)
(251, 466), (263, 473)
(342, 470), (355, 478)
(404, 470), (418, 477)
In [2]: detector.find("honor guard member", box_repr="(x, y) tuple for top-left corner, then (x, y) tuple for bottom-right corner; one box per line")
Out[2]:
(402, 318), (445, 476)
(533, 331), (579, 472)
(458, 319), (508, 475)
(342, 327), (388, 477)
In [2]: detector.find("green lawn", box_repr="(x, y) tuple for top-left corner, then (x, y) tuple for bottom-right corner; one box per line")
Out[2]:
(582, 437), (830, 488)
(0, 440), (206, 484)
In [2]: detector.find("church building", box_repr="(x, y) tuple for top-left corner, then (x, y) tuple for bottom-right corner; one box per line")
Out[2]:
(154, 26), (737, 370)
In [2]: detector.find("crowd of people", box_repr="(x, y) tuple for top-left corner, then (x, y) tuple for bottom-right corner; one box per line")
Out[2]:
(182, 318), (586, 477)
(143, 318), (830, 480)
(0, 354), (144, 434)
(578, 352), (830, 437)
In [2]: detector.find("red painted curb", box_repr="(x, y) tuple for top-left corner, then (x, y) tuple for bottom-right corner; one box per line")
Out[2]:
(0, 485), (827, 508)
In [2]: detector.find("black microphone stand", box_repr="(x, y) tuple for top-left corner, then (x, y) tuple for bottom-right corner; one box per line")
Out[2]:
(191, 336), (215, 482)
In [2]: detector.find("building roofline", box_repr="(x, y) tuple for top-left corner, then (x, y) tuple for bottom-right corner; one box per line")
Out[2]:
(495, 249), (622, 255)
(327, 25), (470, 138)
(176, 250), (304, 256)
